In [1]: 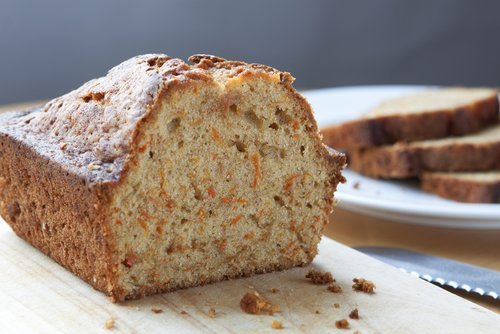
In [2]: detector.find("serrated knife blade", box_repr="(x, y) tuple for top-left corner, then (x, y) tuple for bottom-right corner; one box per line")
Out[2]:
(355, 246), (499, 299)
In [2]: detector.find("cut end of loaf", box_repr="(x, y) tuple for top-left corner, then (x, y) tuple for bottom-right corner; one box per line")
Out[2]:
(106, 64), (345, 300)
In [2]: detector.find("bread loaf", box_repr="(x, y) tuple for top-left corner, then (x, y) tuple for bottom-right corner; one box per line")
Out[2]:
(0, 54), (345, 301)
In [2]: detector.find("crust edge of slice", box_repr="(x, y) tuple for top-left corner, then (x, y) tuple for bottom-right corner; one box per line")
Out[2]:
(347, 124), (500, 178)
(421, 171), (500, 203)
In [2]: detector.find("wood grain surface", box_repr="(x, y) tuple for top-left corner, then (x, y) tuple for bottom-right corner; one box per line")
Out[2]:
(1, 220), (499, 333)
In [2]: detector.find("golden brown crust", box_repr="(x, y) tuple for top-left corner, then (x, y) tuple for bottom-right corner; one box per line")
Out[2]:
(348, 138), (500, 178)
(321, 95), (499, 150)
(0, 128), (115, 295)
(421, 173), (500, 203)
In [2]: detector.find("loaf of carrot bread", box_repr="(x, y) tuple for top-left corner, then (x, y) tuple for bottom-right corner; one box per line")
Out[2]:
(348, 123), (500, 178)
(421, 171), (500, 203)
(0, 54), (345, 301)
(321, 88), (499, 150)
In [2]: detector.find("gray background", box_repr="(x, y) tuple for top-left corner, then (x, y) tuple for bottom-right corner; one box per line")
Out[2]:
(1, 0), (499, 104)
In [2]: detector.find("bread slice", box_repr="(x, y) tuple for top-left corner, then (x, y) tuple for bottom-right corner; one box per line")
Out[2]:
(348, 123), (500, 178)
(421, 171), (500, 203)
(0, 54), (345, 301)
(321, 88), (499, 150)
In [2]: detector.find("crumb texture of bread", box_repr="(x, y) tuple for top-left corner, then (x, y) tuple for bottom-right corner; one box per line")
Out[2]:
(240, 291), (279, 315)
(349, 123), (500, 178)
(352, 278), (376, 294)
(335, 319), (350, 329)
(421, 171), (500, 203)
(321, 88), (499, 150)
(0, 54), (345, 301)
(305, 268), (334, 284)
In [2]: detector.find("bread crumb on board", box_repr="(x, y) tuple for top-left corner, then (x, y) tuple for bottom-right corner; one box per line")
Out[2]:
(271, 319), (284, 329)
(335, 319), (349, 329)
(333, 303), (340, 309)
(327, 281), (342, 293)
(104, 318), (115, 330)
(269, 287), (280, 293)
(208, 307), (217, 318)
(151, 308), (163, 314)
(352, 278), (376, 294)
(240, 291), (280, 315)
(349, 308), (359, 319)
(305, 269), (334, 284)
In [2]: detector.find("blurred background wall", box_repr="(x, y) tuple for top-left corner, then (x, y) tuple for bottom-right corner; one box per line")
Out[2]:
(1, 0), (499, 104)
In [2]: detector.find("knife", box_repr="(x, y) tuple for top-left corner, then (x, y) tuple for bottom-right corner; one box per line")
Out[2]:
(355, 246), (499, 300)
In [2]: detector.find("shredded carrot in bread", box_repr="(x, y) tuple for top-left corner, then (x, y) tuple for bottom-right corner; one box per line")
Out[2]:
(139, 209), (153, 220)
(284, 240), (296, 252)
(211, 127), (223, 144)
(284, 173), (302, 193)
(288, 247), (301, 257)
(138, 218), (147, 233)
(292, 119), (299, 130)
(160, 191), (176, 209)
(215, 239), (227, 251)
(207, 187), (217, 198)
(250, 153), (260, 188)
(292, 134), (300, 139)
(230, 214), (242, 225)
(156, 223), (163, 237)
(155, 220), (166, 238)
(220, 196), (235, 204)
(244, 231), (255, 240)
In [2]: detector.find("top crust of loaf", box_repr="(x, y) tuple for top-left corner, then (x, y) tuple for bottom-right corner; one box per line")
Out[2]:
(321, 88), (499, 150)
(0, 54), (302, 185)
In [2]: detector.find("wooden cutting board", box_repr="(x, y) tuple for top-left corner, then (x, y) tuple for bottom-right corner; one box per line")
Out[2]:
(0, 221), (498, 334)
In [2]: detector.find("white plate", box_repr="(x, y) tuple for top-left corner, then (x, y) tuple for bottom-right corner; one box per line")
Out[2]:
(302, 85), (500, 229)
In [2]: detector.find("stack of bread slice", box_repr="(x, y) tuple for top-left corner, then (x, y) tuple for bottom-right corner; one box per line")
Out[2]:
(321, 88), (500, 203)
